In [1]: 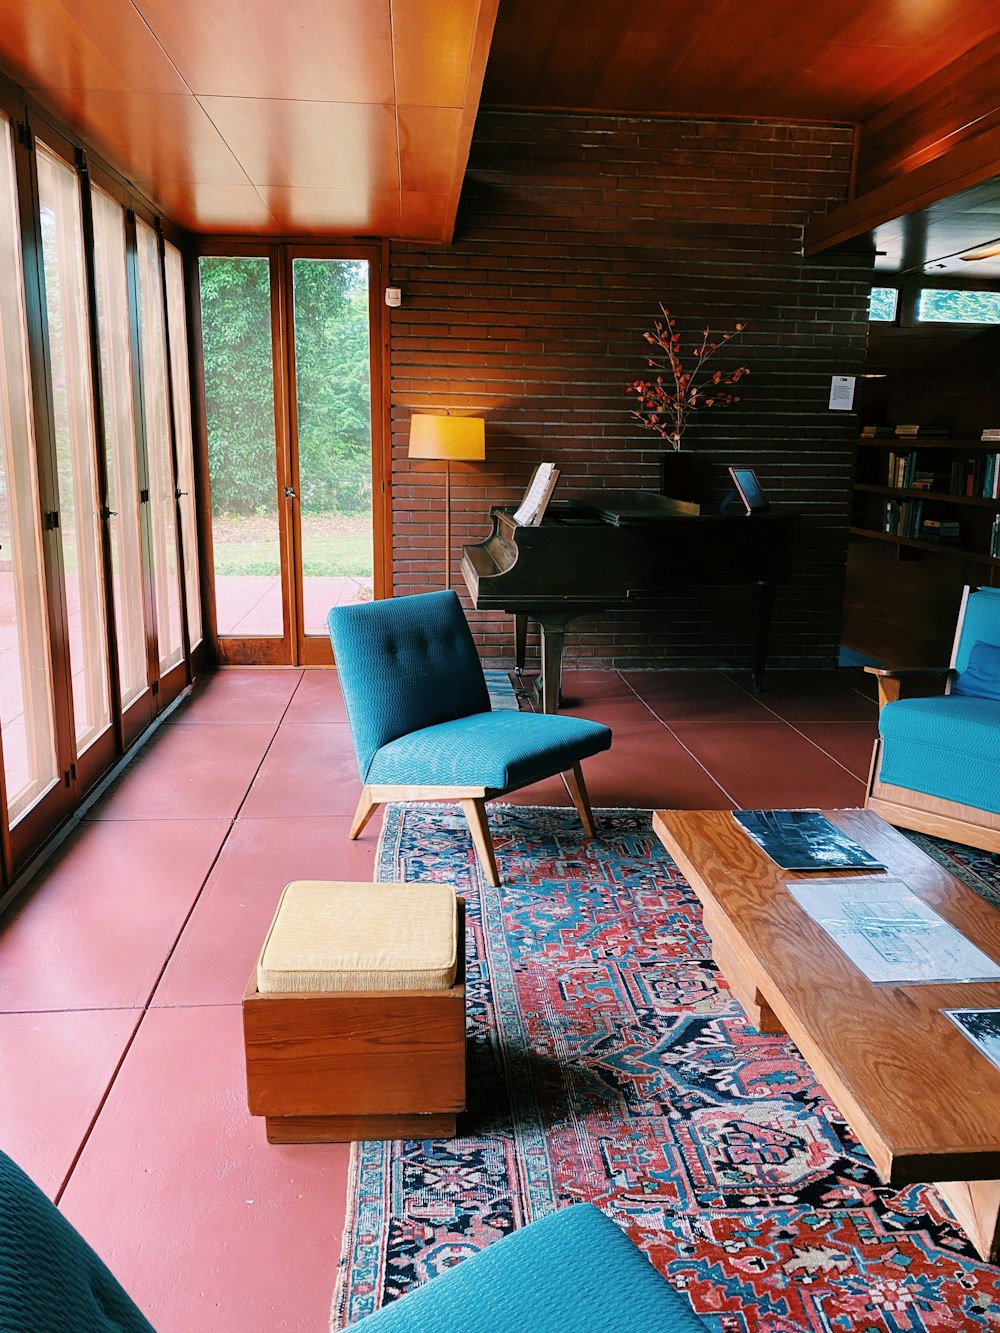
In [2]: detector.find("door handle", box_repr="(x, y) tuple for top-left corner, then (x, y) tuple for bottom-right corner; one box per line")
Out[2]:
(284, 486), (296, 498)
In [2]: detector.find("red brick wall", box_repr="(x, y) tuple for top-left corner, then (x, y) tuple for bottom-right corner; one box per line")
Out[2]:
(388, 110), (872, 671)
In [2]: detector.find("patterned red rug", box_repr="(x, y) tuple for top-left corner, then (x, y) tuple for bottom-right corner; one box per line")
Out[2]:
(332, 805), (1000, 1331)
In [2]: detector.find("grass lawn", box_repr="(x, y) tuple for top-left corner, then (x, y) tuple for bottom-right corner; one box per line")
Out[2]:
(211, 512), (372, 577)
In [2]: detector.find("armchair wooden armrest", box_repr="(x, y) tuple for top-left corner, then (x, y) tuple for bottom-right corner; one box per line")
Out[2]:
(863, 665), (956, 709)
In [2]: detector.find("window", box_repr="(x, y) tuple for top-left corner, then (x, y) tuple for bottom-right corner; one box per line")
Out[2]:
(136, 220), (184, 673)
(36, 143), (112, 755)
(917, 289), (1000, 323)
(0, 116), (59, 822)
(198, 255), (282, 638)
(164, 242), (201, 651)
(868, 287), (898, 321)
(91, 185), (149, 709)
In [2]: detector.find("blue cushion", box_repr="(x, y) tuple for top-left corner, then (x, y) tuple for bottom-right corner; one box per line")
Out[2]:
(353, 1203), (706, 1332)
(329, 591), (491, 780)
(954, 587), (1000, 676)
(0, 1149), (154, 1332)
(953, 640), (1000, 701)
(367, 711), (612, 789)
(878, 694), (1000, 814)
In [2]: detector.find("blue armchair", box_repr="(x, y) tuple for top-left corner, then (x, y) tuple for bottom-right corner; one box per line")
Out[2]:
(328, 591), (613, 885)
(866, 584), (1000, 852)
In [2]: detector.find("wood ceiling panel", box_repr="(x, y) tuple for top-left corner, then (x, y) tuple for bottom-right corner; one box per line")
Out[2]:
(0, 0), (187, 96)
(197, 97), (399, 192)
(392, 0), (481, 107)
(482, 0), (1000, 122)
(400, 191), (450, 242)
(398, 106), (464, 194)
(34, 89), (251, 190)
(257, 185), (401, 235)
(149, 181), (274, 231)
(134, 0), (393, 103)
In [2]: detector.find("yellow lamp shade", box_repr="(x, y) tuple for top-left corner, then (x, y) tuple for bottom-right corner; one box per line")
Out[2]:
(408, 413), (485, 461)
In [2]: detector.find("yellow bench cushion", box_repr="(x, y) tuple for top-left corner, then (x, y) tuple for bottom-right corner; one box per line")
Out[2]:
(257, 881), (458, 994)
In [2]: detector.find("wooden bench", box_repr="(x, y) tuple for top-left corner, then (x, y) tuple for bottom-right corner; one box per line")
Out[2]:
(653, 807), (1000, 1263)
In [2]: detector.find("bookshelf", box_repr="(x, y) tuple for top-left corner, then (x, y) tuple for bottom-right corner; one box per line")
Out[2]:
(844, 322), (1000, 666)
(851, 436), (1000, 565)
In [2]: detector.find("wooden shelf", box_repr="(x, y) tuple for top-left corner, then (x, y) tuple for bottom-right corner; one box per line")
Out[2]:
(849, 526), (1000, 566)
(853, 483), (1000, 509)
(858, 437), (1000, 451)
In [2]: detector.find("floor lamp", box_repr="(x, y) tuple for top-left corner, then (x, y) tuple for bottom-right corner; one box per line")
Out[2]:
(408, 413), (485, 589)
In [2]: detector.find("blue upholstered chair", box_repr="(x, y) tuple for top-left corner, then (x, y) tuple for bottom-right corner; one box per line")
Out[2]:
(351, 1203), (707, 1332)
(0, 1148), (705, 1332)
(0, 1149), (154, 1332)
(866, 584), (1000, 852)
(328, 591), (613, 885)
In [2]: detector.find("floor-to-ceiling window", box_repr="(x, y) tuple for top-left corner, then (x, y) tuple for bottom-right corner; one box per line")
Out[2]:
(90, 184), (151, 729)
(36, 142), (112, 762)
(197, 244), (383, 666)
(0, 86), (203, 883)
(0, 113), (59, 830)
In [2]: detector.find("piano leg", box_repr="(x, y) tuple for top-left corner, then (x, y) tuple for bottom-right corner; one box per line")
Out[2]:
(539, 615), (573, 714)
(513, 613), (527, 676)
(751, 582), (777, 691)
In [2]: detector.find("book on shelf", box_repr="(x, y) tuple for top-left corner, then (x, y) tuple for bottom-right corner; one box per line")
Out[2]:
(992, 514), (1000, 559)
(981, 429), (1000, 442)
(893, 424), (950, 439)
(883, 498), (924, 538)
(860, 424), (895, 438)
(922, 517), (961, 543)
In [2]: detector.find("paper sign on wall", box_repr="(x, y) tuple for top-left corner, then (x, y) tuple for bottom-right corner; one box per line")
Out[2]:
(829, 375), (856, 410)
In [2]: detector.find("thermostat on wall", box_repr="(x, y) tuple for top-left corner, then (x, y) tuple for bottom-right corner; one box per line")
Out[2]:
(384, 287), (402, 307)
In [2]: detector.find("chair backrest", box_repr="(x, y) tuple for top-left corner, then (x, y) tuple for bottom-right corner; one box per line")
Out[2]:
(952, 585), (1000, 674)
(0, 1148), (154, 1331)
(329, 590), (491, 780)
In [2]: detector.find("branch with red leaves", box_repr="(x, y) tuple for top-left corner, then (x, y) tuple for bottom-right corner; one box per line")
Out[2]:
(627, 305), (749, 448)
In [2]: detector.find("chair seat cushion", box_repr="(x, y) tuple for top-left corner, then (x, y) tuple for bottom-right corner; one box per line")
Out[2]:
(878, 694), (1000, 814)
(353, 1203), (706, 1332)
(257, 881), (457, 993)
(365, 711), (612, 790)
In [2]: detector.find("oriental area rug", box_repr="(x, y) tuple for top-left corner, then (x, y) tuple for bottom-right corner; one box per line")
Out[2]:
(331, 805), (1000, 1332)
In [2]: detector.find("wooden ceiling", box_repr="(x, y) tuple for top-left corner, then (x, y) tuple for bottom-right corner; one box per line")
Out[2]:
(0, 0), (499, 240)
(482, 0), (1000, 124)
(0, 0), (997, 251)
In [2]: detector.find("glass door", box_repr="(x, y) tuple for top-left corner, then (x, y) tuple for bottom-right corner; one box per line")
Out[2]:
(196, 244), (382, 665)
(287, 251), (378, 665)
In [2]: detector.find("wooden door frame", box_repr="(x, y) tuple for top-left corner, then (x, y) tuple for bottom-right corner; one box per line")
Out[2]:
(192, 239), (387, 667)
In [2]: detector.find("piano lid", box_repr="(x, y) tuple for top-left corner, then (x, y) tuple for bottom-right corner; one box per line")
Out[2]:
(573, 490), (702, 524)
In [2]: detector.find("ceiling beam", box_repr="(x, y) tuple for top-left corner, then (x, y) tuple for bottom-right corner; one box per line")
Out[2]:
(804, 120), (1000, 255)
(855, 31), (1000, 196)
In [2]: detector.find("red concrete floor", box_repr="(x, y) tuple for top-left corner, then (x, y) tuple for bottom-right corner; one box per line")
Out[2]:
(0, 665), (877, 1332)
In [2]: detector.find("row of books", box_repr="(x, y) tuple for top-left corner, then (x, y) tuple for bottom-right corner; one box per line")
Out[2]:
(861, 424), (951, 439)
(881, 451), (1000, 499)
(950, 454), (1000, 499)
(881, 500), (962, 543)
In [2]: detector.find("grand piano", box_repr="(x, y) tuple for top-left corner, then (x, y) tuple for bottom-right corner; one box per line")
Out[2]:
(461, 490), (794, 712)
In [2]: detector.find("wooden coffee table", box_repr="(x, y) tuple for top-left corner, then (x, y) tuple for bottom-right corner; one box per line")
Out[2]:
(653, 806), (1000, 1263)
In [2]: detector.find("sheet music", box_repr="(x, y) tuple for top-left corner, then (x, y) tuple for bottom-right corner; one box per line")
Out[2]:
(513, 462), (559, 526)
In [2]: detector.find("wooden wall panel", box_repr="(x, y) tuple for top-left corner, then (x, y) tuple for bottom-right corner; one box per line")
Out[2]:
(387, 110), (872, 672)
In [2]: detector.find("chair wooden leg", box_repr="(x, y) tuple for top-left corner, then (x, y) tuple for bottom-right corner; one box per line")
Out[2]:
(561, 762), (596, 837)
(349, 787), (381, 839)
(460, 798), (500, 887)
